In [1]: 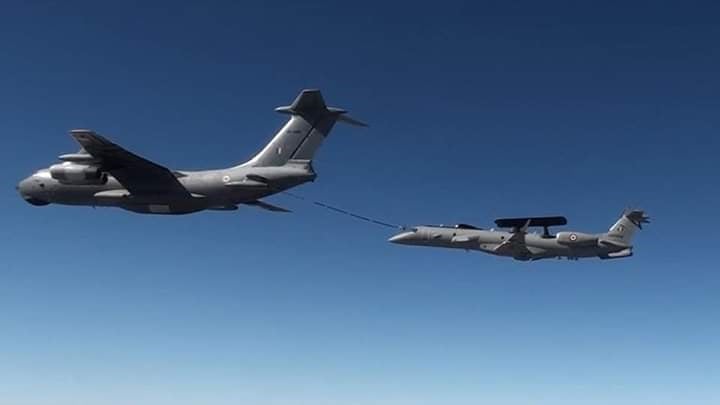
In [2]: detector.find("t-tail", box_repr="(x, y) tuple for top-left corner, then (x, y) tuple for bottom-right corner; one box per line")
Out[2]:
(241, 89), (366, 168)
(595, 209), (650, 259)
(602, 210), (650, 247)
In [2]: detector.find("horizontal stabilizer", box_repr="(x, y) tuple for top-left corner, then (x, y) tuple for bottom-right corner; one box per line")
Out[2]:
(275, 89), (328, 117)
(275, 89), (366, 126)
(336, 113), (368, 127)
(495, 216), (567, 229)
(207, 205), (239, 211)
(243, 200), (291, 213)
(625, 209), (651, 229)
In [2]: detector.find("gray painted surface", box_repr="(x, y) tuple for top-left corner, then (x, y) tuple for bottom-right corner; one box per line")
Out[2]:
(389, 211), (649, 261)
(17, 89), (366, 215)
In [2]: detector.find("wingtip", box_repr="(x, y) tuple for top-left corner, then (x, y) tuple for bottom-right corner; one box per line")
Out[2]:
(70, 128), (96, 135)
(69, 129), (99, 141)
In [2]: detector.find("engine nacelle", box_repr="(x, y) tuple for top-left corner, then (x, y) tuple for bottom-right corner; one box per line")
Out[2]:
(556, 231), (598, 247)
(49, 163), (107, 185)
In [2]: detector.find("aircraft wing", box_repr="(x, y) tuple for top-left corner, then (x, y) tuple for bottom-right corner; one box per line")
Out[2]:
(494, 238), (533, 258)
(70, 129), (190, 197)
(493, 219), (533, 258)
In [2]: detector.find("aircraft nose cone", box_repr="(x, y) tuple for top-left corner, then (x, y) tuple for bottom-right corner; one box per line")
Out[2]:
(388, 231), (415, 244)
(17, 175), (50, 206)
(17, 177), (31, 198)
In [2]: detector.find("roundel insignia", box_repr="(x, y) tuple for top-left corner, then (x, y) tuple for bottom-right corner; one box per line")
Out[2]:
(569, 233), (577, 241)
(222, 175), (231, 183)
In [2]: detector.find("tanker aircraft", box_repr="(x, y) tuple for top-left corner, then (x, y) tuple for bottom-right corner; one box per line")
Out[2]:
(17, 89), (365, 215)
(389, 210), (649, 261)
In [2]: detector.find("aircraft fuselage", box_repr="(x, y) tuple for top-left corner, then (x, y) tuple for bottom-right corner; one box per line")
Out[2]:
(388, 225), (633, 261)
(16, 89), (366, 215)
(17, 165), (315, 214)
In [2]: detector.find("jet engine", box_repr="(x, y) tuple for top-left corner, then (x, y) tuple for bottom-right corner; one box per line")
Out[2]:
(555, 231), (598, 247)
(49, 163), (107, 185)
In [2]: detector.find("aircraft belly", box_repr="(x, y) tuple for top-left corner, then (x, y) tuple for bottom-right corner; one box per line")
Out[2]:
(525, 236), (562, 249)
(551, 246), (600, 259)
(524, 238), (579, 259)
(183, 180), (272, 206)
(48, 176), (270, 213)
(120, 203), (206, 215)
(47, 184), (113, 206)
(228, 188), (273, 203)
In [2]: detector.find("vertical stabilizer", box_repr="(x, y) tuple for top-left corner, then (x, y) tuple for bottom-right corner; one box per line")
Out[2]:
(605, 209), (650, 245)
(242, 89), (366, 168)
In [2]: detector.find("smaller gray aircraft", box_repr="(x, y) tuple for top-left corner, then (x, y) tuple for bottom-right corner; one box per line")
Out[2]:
(17, 89), (365, 215)
(389, 210), (649, 261)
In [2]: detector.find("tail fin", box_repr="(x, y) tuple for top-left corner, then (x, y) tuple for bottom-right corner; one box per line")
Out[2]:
(242, 89), (366, 167)
(604, 209), (650, 245)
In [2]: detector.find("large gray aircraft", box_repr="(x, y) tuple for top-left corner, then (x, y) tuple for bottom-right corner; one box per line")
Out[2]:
(389, 210), (649, 261)
(17, 89), (365, 215)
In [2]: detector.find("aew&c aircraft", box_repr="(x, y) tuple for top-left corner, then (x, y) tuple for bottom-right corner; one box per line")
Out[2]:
(389, 210), (649, 261)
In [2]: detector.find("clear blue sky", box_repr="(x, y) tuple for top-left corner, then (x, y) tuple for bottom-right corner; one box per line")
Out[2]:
(1, 1), (719, 404)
